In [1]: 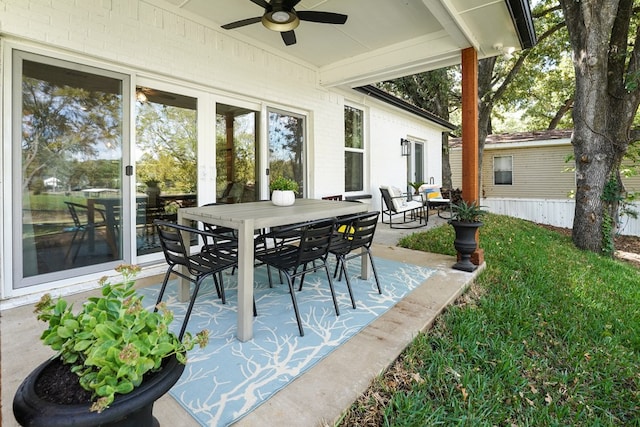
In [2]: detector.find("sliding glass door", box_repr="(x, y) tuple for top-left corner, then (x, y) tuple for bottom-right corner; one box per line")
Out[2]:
(13, 51), (129, 288)
(216, 103), (258, 203)
(267, 109), (305, 196)
(135, 87), (198, 256)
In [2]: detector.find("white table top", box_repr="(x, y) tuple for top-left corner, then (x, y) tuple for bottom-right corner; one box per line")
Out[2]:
(180, 199), (368, 230)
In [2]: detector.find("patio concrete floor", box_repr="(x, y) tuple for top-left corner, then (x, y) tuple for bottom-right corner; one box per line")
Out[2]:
(1, 215), (483, 427)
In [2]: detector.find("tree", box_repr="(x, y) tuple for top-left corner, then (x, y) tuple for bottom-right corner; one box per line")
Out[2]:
(559, 0), (640, 253)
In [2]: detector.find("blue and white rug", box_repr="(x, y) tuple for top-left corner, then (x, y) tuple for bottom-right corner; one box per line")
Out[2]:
(138, 257), (435, 426)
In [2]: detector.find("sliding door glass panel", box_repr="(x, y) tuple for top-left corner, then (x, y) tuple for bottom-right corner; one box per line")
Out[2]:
(267, 110), (305, 197)
(216, 104), (258, 203)
(414, 142), (424, 183)
(13, 51), (127, 287)
(135, 87), (197, 255)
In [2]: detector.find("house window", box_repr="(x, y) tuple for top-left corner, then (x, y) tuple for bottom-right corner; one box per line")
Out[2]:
(344, 105), (364, 192)
(494, 156), (513, 185)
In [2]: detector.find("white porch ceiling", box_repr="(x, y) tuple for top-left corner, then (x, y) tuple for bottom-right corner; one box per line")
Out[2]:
(154, 0), (533, 88)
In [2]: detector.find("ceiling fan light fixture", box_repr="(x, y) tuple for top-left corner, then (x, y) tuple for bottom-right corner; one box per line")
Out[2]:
(262, 11), (299, 32)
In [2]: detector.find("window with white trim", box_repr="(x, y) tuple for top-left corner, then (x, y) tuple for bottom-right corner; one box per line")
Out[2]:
(344, 105), (364, 192)
(494, 155), (513, 185)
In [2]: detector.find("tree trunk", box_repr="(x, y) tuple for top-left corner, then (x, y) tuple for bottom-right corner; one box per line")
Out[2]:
(441, 132), (453, 189)
(560, 0), (640, 253)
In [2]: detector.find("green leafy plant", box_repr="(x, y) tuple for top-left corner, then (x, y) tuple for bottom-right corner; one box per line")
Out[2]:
(450, 200), (488, 223)
(269, 176), (299, 193)
(34, 264), (208, 413)
(408, 181), (425, 194)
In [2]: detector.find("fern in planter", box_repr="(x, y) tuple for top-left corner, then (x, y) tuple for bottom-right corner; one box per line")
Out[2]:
(33, 264), (208, 413)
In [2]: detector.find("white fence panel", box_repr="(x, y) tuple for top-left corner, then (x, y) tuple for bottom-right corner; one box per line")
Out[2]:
(482, 198), (640, 237)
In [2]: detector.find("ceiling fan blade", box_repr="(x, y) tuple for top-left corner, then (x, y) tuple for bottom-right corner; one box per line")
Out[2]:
(281, 30), (297, 46)
(297, 11), (348, 25)
(249, 0), (271, 9)
(283, 0), (302, 9)
(221, 16), (262, 30)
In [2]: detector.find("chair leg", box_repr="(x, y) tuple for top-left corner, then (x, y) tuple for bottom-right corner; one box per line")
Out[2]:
(284, 274), (305, 336)
(323, 265), (340, 316)
(178, 277), (203, 340)
(214, 273), (226, 305)
(64, 228), (81, 261)
(366, 250), (383, 294)
(154, 268), (175, 310)
(339, 257), (356, 309)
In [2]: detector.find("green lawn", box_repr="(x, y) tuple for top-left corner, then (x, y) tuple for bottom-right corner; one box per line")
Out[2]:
(338, 214), (640, 426)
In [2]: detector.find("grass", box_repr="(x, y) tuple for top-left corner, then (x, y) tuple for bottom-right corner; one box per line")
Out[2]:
(337, 214), (640, 426)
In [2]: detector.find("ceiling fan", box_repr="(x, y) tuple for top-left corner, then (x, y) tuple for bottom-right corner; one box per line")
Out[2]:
(221, 0), (348, 46)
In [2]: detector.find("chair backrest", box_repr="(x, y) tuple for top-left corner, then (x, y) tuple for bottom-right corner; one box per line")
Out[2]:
(296, 219), (336, 265)
(348, 211), (380, 249)
(335, 211), (380, 251)
(65, 201), (84, 228)
(379, 187), (396, 213)
(155, 220), (190, 268)
(322, 195), (343, 201)
(199, 203), (237, 244)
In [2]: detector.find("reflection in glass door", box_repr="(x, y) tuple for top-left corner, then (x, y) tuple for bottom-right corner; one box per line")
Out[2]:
(135, 87), (197, 256)
(267, 109), (305, 196)
(13, 51), (128, 288)
(216, 104), (258, 203)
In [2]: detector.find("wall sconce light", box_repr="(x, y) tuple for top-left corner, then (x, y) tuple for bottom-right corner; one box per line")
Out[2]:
(493, 43), (516, 59)
(400, 138), (411, 156)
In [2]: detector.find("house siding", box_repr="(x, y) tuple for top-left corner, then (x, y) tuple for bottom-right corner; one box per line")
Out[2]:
(450, 137), (640, 236)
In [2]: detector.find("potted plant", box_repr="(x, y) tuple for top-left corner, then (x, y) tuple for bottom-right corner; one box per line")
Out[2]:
(269, 176), (299, 206)
(408, 181), (425, 195)
(449, 200), (488, 272)
(13, 264), (208, 427)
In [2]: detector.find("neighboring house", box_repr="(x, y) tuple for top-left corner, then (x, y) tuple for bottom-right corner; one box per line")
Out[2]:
(449, 130), (640, 236)
(0, 0), (534, 305)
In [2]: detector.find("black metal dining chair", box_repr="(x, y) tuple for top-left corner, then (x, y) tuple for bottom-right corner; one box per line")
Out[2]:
(255, 218), (338, 336)
(329, 211), (382, 308)
(154, 220), (238, 339)
(64, 201), (109, 262)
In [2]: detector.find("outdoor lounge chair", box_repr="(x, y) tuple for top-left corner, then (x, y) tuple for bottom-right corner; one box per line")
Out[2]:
(423, 187), (452, 219)
(379, 186), (427, 229)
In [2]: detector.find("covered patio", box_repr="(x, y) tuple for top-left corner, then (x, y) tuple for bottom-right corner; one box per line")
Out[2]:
(1, 0), (533, 425)
(1, 220), (482, 426)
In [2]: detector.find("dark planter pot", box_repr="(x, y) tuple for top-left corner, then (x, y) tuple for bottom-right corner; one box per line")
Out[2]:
(13, 353), (185, 427)
(450, 220), (482, 272)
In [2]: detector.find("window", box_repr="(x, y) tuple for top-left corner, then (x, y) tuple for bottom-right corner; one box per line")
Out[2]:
(494, 156), (513, 185)
(344, 105), (364, 192)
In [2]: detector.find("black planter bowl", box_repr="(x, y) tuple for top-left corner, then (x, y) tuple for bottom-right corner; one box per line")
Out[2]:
(13, 353), (185, 427)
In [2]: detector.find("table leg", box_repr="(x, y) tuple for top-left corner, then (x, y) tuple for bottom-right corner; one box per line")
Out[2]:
(360, 247), (371, 280)
(236, 220), (254, 342)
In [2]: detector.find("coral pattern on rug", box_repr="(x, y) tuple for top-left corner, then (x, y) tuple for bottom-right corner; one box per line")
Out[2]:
(138, 257), (435, 426)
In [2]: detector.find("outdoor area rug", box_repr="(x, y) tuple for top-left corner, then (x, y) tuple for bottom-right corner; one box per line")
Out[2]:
(137, 257), (436, 426)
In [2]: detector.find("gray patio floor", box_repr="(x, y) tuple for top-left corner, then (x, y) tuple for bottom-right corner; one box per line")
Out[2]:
(1, 215), (482, 427)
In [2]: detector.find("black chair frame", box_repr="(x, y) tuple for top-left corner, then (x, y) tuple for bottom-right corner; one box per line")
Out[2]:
(154, 220), (238, 339)
(329, 211), (382, 308)
(255, 218), (338, 336)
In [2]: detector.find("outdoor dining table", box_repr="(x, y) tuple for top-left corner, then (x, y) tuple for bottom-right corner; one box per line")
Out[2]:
(178, 199), (369, 341)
